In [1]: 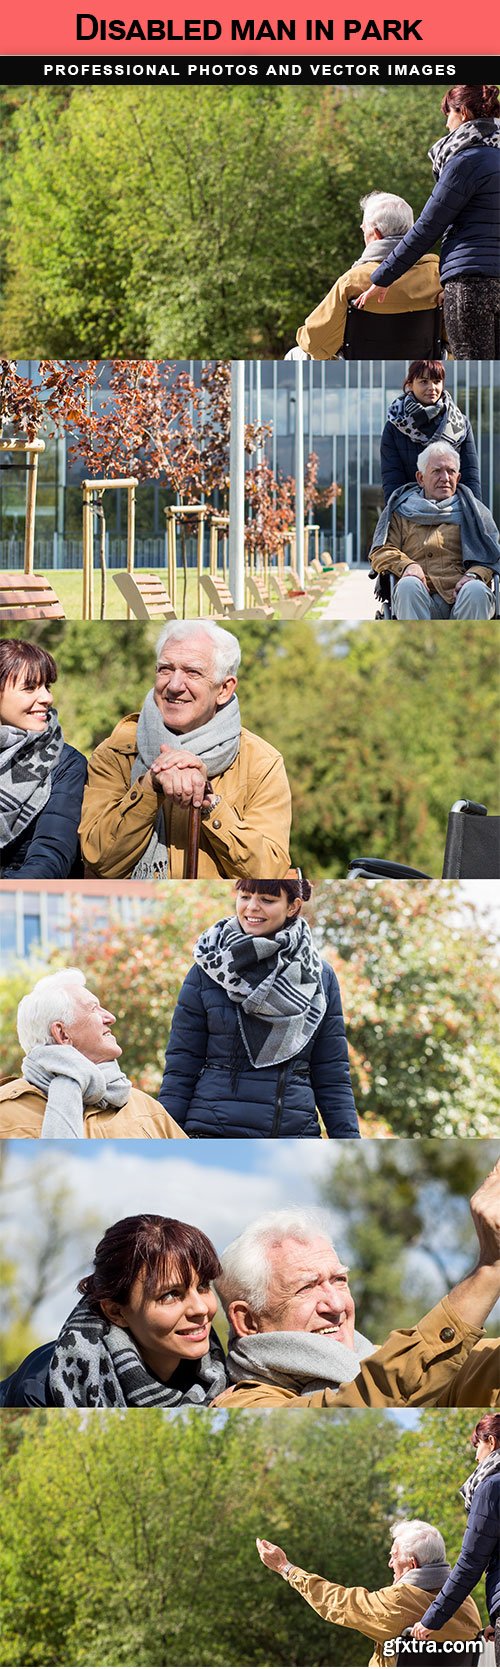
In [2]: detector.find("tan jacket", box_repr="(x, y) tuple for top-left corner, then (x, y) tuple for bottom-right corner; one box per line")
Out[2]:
(371, 513), (492, 604)
(297, 252), (442, 360)
(214, 1299), (499, 1409)
(79, 715), (292, 879)
(0, 1076), (187, 1139)
(286, 1565), (482, 1668)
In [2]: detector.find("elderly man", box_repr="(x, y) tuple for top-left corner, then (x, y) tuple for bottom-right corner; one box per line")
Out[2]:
(0, 968), (185, 1139)
(79, 620), (292, 879)
(290, 192), (442, 361)
(256, 1519), (483, 1667)
(370, 440), (500, 619)
(213, 1171), (500, 1408)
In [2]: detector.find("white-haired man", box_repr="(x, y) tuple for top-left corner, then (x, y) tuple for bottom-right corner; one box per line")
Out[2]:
(79, 620), (292, 879)
(213, 1183), (500, 1409)
(370, 440), (500, 619)
(289, 193), (442, 361)
(256, 1519), (483, 1667)
(0, 969), (185, 1139)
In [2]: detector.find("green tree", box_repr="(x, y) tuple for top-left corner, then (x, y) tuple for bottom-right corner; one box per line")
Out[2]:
(317, 1138), (500, 1339)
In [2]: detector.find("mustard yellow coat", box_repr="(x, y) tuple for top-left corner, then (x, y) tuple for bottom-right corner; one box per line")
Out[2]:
(297, 252), (442, 359)
(79, 715), (292, 879)
(214, 1300), (499, 1409)
(0, 1077), (186, 1139)
(285, 1565), (482, 1667)
(371, 514), (492, 604)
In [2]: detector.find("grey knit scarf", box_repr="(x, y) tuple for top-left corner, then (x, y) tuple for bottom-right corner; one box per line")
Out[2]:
(359, 236), (405, 265)
(226, 1327), (375, 1395)
(387, 390), (467, 449)
(49, 1294), (228, 1407)
(131, 688), (241, 879)
(429, 117), (500, 181)
(460, 1451), (500, 1512)
(22, 1043), (132, 1139)
(370, 483), (500, 570)
(396, 1564), (452, 1592)
(397, 487), (462, 524)
(193, 914), (327, 1068)
(0, 706), (64, 857)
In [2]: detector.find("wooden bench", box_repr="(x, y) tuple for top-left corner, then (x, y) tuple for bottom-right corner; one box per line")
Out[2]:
(201, 573), (272, 618)
(113, 572), (177, 619)
(0, 573), (65, 620)
(269, 572), (313, 619)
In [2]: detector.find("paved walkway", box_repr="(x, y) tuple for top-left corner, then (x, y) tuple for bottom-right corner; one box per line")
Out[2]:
(320, 567), (377, 620)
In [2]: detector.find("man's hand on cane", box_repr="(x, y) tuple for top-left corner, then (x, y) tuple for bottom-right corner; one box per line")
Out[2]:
(148, 747), (213, 810)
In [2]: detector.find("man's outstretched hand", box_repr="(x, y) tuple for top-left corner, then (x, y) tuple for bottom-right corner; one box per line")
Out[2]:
(256, 1538), (289, 1574)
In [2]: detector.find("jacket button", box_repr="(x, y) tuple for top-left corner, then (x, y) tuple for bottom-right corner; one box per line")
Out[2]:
(212, 818), (221, 829)
(439, 1327), (455, 1343)
(130, 790), (138, 800)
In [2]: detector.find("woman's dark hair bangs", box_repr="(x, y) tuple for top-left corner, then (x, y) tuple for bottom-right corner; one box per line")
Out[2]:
(0, 638), (57, 694)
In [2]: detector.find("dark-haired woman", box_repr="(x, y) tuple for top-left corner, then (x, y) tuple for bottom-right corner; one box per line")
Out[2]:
(0, 638), (87, 877)
(0, 1216), (228, 1408)
(159, 877), (359, 1139)
(356, 84), (500, 358)
(413, 1414), (500, 1662)
(380, 360), (482, 503)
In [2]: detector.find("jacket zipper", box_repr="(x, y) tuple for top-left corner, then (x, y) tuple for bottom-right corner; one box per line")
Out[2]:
(270, 1064), (287, 1138)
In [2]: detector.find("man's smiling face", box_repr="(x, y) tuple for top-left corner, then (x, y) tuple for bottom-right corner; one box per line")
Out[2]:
(256, 1234), (356, 1343)
(154, 631), (237, 735)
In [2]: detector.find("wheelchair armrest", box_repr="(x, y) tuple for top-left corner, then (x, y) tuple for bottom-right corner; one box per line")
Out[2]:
(348, 858), (430, 879)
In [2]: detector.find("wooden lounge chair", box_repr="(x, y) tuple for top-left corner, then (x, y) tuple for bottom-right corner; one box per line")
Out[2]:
(269, 572), (313, 619)
(201, 573), (272, 618)
(0, 573), (65, 620)
(288, 562), (323, 600)
(307, 553), (337, 589)
(113, 572), (177, 619)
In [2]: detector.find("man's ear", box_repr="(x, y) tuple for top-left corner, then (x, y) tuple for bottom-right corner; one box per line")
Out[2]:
(99, 1298), (128, 1327)
(49, 1020), (71, 1046)
(415, 470), (424, 487)
(228, 1299), (261, 1337)
(216, 674), (238, 710)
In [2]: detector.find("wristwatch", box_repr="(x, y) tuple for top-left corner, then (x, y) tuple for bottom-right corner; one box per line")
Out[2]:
(281, 1561), (294, 1580)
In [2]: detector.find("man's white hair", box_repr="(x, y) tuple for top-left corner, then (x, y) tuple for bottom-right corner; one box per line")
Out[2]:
(417, 440), (461, 474)
(360, 191), (414, 239)
(156, 619), (241, 683)
(390, 1519), (447, 1567)
(215, 1208), (336, 1314)
(17, 968), (87, 1052)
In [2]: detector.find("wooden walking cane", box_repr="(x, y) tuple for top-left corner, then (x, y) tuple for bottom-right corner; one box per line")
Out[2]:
(184, 803), (202, 878)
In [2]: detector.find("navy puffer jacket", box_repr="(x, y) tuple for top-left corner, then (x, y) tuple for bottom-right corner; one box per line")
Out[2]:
(0, 744), (87, 878)
(420, 1471), (500, 1630)
(0, 1342), (54, 1407)
(372, 148), (500, 286)
(159, 960), (359, 1139)
(380, 418), (482, 503)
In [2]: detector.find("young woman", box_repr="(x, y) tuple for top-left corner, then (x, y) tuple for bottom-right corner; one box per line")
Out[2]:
(0, 638), (87, 877)
(413, 1413), (500, 1663)
(357, 83), (500, 358)
(380, 360), (482, 503)
(0, 1216), (228, 1408)
(159, 877), (359, 1139)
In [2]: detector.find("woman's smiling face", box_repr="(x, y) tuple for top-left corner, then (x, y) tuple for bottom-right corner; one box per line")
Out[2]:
(235, 887), (300, 936)
(103, 1263), (218, 1382)
(0, 670), (53, 731)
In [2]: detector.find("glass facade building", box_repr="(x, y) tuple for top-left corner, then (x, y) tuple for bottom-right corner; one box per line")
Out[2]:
(2, 360), (498, 565)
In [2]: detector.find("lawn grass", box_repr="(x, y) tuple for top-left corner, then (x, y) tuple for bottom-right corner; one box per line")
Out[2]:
(38, 567), (339, 620)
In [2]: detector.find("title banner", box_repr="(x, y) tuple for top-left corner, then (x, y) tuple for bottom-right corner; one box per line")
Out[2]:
(1, 1), (499, 56)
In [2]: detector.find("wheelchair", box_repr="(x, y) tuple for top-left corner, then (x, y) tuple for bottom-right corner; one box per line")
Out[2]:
(342, 301), (444, 360)
(371, 569), (500, 619)
(349, 800), (500, 880)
